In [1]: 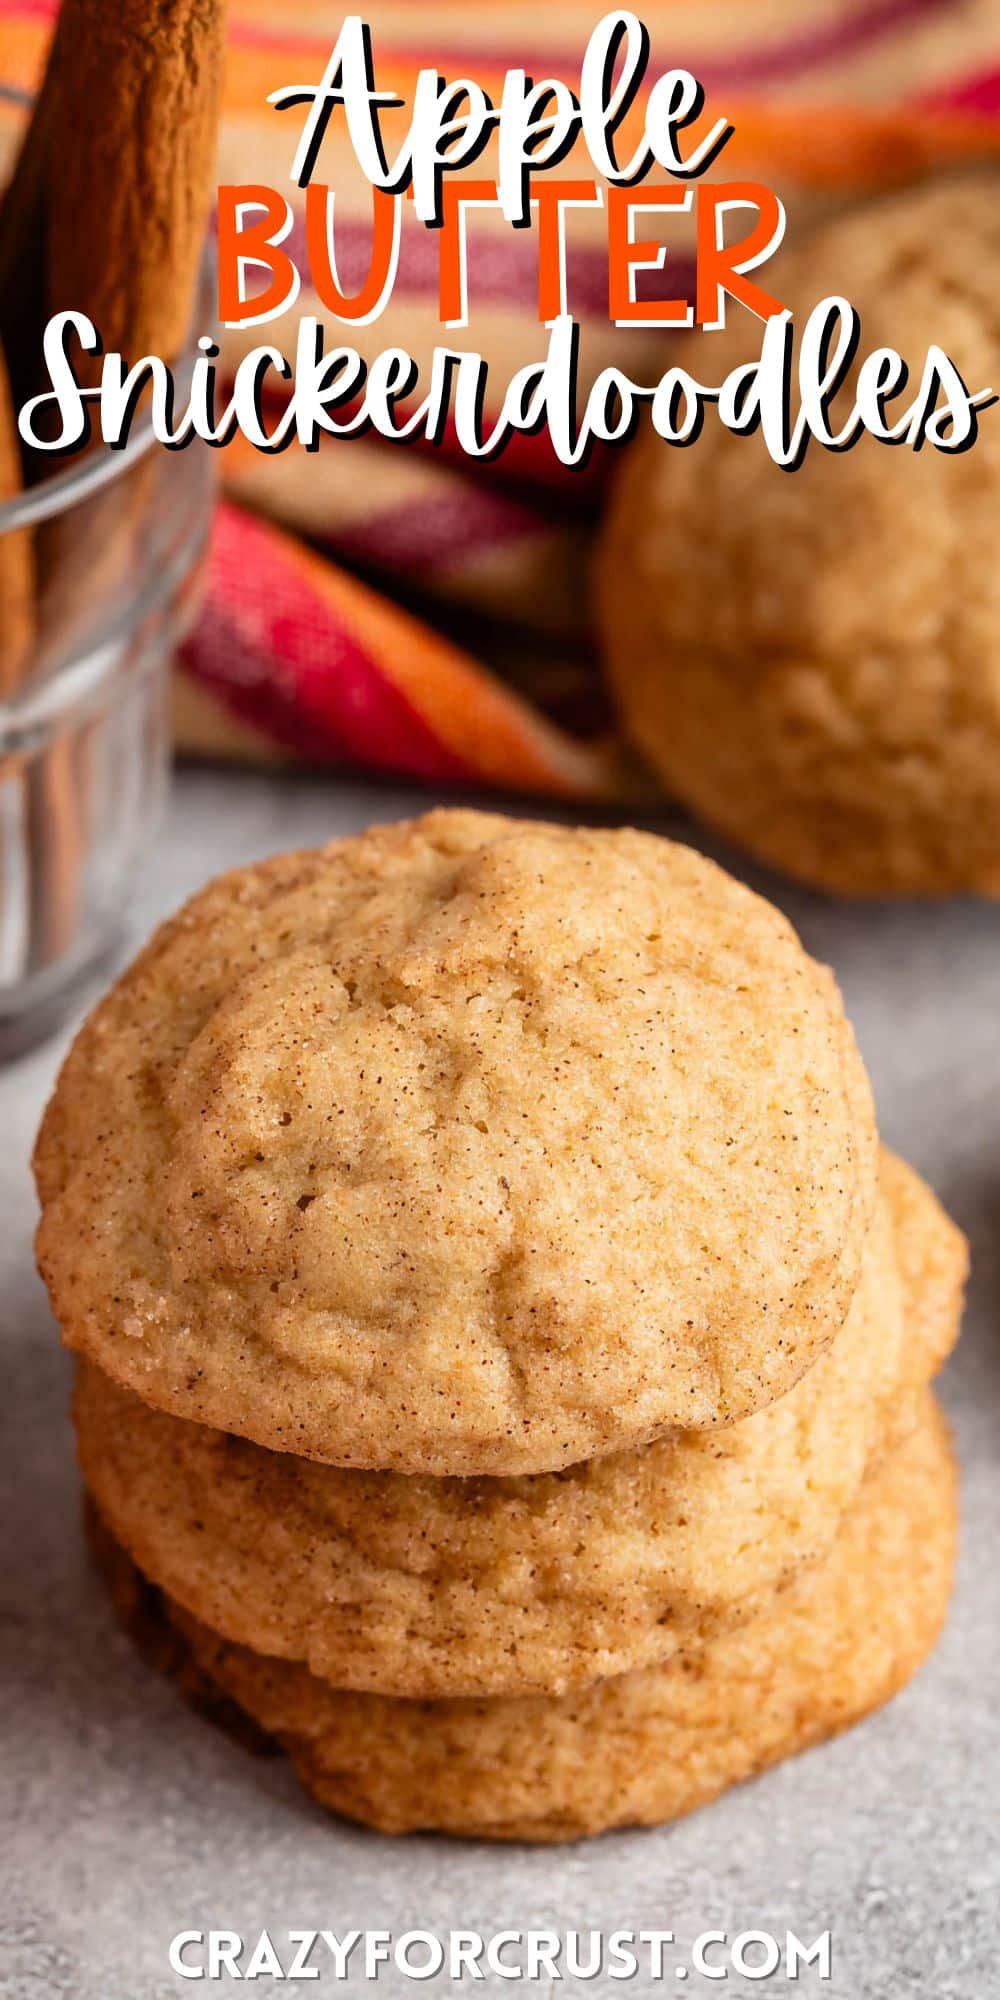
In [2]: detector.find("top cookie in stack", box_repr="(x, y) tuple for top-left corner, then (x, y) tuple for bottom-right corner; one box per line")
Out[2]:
(35, 809), (878, 1476)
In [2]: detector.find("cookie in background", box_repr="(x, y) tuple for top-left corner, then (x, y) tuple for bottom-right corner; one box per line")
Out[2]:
(598, 173), (1000, 898)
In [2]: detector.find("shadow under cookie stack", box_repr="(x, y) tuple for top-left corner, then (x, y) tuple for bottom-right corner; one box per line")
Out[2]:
(34, 810), (966, 1842)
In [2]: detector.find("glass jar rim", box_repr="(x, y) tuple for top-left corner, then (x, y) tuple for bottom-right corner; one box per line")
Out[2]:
(0, 85), (214, 535)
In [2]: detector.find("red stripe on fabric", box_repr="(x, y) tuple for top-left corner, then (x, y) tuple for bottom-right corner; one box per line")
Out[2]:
(181, 502), (477, 778)
(426, 418), (611, 505)
(921, 65), (1000, 112)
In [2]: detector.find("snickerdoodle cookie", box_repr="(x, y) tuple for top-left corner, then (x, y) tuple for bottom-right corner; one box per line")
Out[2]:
(598, 175), (1000, 897)
(36, 809), (877, 1474)
(90, 1401), (956, 1843)
(73, 1152), (964, 1697)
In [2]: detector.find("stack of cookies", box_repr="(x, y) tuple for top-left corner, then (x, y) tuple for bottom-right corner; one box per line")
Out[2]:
(34, 809), (966, 1842)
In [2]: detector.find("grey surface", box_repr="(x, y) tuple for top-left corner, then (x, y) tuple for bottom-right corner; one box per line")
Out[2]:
(2, 766), (999, 2000)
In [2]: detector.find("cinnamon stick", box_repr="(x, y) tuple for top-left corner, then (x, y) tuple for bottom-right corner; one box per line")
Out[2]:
(0, 67), (55, 434)
(0, 338), (66, 1001)
(1, 0), (227, 449)
(46, 0), (228, 376)
(36, 0), (227, 617)
(0, 339), (34, 696)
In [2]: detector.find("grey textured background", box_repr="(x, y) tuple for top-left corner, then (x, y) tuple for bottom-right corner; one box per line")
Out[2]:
(3, 769), (999, 1998)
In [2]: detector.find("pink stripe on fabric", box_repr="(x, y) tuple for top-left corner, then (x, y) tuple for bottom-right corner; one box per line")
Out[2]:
(184, 0), (962, 89)
(326, 486), (549, 573)
(0, 0), (966, 92)
(0, 0), (56, 17)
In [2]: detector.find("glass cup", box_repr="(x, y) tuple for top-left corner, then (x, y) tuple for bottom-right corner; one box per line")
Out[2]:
(0, 273), (214, 1059)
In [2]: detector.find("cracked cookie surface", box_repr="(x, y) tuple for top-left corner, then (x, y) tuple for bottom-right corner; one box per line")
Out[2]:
(37, 808), (876, 1473)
